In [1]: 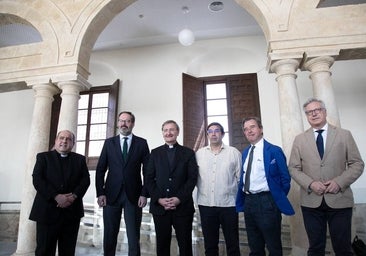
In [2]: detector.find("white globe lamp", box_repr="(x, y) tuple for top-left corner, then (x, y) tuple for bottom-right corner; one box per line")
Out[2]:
(178, 28), (195, 46)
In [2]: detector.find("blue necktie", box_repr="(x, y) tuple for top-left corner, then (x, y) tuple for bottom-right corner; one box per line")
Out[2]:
(316, 130), (324, 159)
(123, 137), (128, 160)
(244, 145), (255, 193)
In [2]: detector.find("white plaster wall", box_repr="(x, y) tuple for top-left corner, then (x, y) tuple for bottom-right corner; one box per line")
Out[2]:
(0, 89), (34, 202)
(0, 35), (365, 206)
(88, 35), (366, 203)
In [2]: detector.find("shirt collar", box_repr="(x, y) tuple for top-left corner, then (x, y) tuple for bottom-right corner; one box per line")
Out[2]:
(206, 143), (225, 151)
(312, 123), (328, 133)
(120, 133), (133, 140)
(165, 143), (178, 149)
(251, 137), (264, 148)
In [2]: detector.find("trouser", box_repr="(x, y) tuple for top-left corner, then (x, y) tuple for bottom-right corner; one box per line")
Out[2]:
(103, 189), (142, 256)
(302, 198), (353, 256)
(153, 211), (193, 256)
(198, 205), (240, 256)
(35, 218), (80, 256)
(244, 192), (283, 256)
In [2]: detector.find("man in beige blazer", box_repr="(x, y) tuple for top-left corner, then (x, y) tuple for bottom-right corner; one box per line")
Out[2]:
(289, 98), (364, 256)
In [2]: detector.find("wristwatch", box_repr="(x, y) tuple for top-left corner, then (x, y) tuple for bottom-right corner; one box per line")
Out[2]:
(307, 185), (312, 194)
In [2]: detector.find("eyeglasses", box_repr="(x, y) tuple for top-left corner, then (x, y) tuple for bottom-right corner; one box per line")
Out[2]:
(118, 119), (132, 123)
(305, 108), (323, 116)
(207, 129), (221, 134)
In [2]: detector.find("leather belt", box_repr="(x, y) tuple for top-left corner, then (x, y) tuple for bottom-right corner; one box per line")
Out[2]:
(244, 191), (270, 196)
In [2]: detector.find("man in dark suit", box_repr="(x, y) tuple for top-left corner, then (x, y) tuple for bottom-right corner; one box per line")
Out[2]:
(289, 98), (364, 255)
(95, 111), (150, 256)
(29, 130), (90, 256)
(145, 120), (198, 256)
(236, 117), (294, 256)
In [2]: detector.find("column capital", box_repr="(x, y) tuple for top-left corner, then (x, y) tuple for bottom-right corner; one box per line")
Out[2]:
(270, 58), (300, 79)
(55, 74), (91, 92)
(31, 82), (60, 99)
(267, 51), (303, 72)
(303, 55), (335, 73)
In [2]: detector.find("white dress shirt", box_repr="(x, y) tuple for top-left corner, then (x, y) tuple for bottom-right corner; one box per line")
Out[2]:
(243, 138), (269, 193)
(195, 143), (242, 207)
(313, 123), (328, 149)
(120, 133), (132, 152)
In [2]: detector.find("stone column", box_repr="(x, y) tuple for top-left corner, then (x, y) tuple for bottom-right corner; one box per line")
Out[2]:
(56, 80), (87, 136)
(15, 82), (60, 256)
(303, 56), (340, 127)
(270, 59), (308, 256)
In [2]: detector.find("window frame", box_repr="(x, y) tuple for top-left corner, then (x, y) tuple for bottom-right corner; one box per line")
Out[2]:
(78, 81), (119, 170)
(50, 80), (119, 170)
(182, 73), (260, 152)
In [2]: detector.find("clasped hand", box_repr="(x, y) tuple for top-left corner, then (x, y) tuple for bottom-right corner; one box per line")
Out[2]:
(158, 197), (180, 210)
(55, 193), (76, 208)
(310, 180), (340, 196)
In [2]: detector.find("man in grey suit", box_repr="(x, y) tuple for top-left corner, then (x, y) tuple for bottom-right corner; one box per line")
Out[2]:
(96, 111), (150, 256)
(289, 98), (364, 256)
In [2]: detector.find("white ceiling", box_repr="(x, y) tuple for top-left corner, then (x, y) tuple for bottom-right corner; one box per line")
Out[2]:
(0, 0), (263, 50)
(93, 0), (262, 51)
(0, 0), (365, 51)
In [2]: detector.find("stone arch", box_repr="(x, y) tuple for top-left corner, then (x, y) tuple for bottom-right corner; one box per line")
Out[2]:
(79, 0), (271, 73)
(78, 0), (137, 72)
(1, 0), (273, 84)
(0, 2), (60, 64)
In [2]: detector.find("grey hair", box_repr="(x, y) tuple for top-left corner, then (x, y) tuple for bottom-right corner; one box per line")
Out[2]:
(161, 120), (180, 131)
(303, 98), (326, 111)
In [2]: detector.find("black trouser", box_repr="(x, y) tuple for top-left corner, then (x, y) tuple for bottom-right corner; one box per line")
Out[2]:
(35, 218), (80, 256)
(198, 205), (240, 256)
(153, 211), (193, 256)
(103, 189), (142, 256)
(244, 192), (283, 256)
(302, 198), (353, 256)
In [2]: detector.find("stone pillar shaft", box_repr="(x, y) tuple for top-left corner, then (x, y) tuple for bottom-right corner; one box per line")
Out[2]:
(57, 81), (84, 136)
(271, 59), (308, 256)
(304, 56), (340, 127)
(15, 83), (60, 255)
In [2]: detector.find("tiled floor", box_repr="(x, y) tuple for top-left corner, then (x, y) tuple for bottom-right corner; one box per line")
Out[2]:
(0, 241), (106, 256)
(0, 241), (205, 256)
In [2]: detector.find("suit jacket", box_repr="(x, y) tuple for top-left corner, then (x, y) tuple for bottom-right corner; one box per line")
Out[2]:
(236, 139), (295, 215)
(289, 124), (364, 208)
(95, 134), (150, 205)
(145, 144), (198, 216)
(29, 150), (90, 224)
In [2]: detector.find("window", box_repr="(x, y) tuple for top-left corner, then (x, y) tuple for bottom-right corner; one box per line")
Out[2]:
(76, 81), (119, 169)
(50, 80), (119, 170)
(206, 83), (229, 145)
(183, 73), (260, 152)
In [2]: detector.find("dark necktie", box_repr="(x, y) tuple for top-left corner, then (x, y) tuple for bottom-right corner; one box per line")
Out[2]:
(244, 145), (255, 193)
(123, 137), (128, 160)
(316, 130), (324, 159)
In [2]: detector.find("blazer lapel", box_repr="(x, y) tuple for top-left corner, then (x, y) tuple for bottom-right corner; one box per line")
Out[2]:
(263, 140), (271, 175)
(324, 124), (336, 160)
(304, 128), (321, 160)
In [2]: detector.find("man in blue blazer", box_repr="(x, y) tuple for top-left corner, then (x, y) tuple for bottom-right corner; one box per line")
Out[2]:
(29, 130), (90, 256)
(96, 111), (150, 256)
(236, 117), (294, 256)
